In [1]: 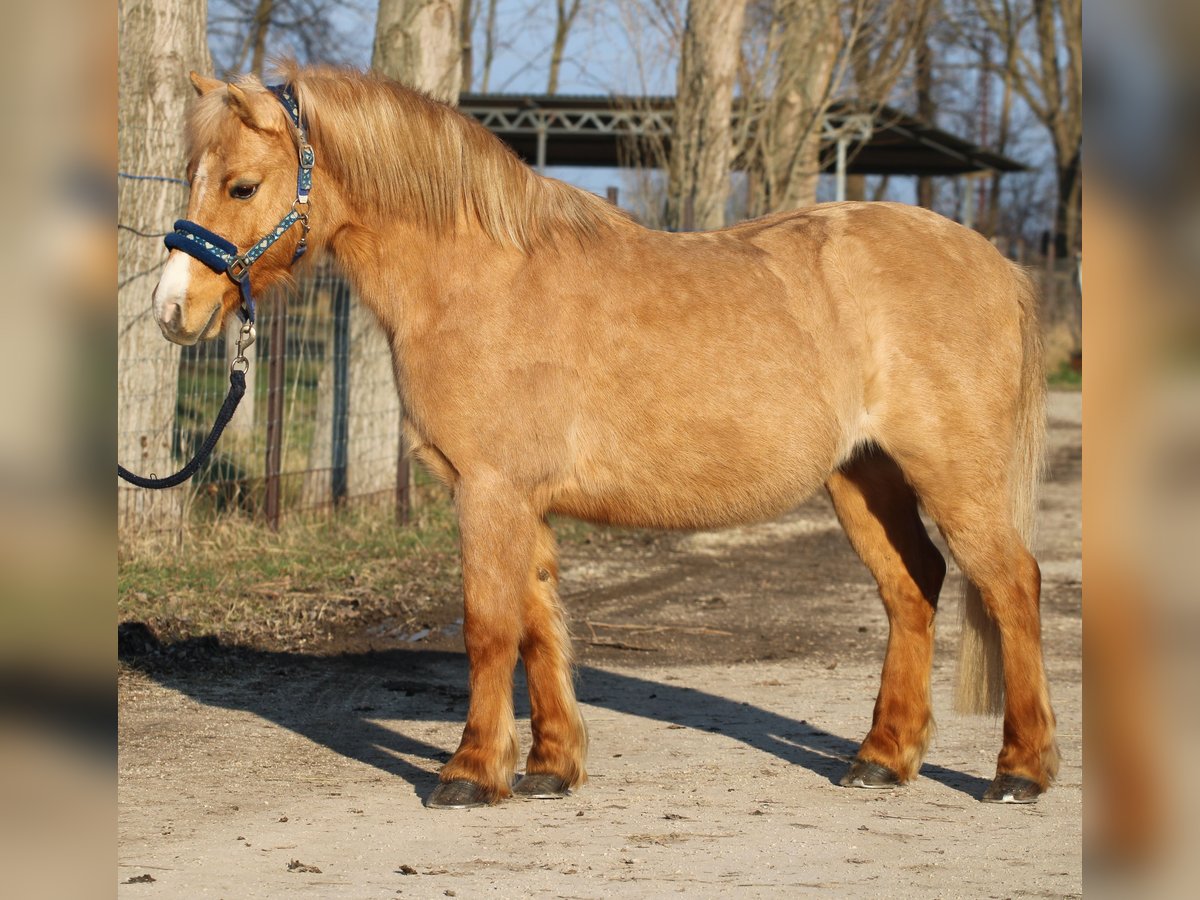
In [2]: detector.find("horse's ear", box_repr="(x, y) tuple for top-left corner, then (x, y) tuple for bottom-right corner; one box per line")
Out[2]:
(189, 72), (224, 96)
(225, 83), (260, 128)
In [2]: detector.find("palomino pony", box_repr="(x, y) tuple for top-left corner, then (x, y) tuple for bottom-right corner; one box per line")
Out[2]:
(152, 65), (1058, 809)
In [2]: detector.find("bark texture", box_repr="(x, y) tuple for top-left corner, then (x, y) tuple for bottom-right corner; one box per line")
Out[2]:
(548, 0), (584, 95)
(667, 0), (747, 230)
(374, 0), (463, 102)
(738, 0), (843, 216)
(118, 0), (211, 535)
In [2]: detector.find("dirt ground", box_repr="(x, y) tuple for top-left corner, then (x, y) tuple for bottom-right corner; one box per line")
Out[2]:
(117, 392), (1082, 898)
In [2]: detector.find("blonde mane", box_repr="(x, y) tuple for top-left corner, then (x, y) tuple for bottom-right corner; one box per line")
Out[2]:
(188, 63), (627, 252)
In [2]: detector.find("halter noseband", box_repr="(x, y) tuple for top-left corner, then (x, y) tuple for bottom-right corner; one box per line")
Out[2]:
(163, 84), (314, 324)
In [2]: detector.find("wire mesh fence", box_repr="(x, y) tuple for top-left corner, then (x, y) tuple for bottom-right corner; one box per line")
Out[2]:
(118, 254), (417, 545)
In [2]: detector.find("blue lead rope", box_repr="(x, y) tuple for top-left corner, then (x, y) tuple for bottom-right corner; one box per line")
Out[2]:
(118, 369), (247, 489)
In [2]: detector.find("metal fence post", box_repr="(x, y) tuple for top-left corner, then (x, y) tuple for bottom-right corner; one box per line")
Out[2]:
(396, 423), (410, 526)
(264, 293), (287, 531)
(330, 275), (351, 507)
(536, 115), (548, 174)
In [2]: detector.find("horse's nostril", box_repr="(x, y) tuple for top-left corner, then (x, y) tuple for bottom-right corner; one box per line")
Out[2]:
(164, 302), (182, 330)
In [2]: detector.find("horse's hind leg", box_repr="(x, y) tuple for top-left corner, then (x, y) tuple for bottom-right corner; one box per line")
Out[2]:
(427, 479), (529, 808)
(931, 500), (1059, 800)
(827, 447), (946, 787)
(893, 450), (1059, 801)
(512, 520), (588, 798)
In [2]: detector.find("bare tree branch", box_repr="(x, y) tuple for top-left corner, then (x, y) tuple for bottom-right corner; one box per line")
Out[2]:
(547, 0), (585, 94)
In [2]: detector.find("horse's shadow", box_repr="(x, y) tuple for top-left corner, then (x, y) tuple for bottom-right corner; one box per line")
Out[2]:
(117, 626), (990, 802)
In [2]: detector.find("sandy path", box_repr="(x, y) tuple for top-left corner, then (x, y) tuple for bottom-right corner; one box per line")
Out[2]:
(118, 393), (1081, 897)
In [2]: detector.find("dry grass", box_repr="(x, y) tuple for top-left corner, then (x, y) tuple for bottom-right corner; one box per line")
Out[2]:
(118, 497), (463, 650)
(117, 489), (614, 652)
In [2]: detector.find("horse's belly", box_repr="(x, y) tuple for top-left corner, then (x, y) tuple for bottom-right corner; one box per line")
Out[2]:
(553, 409), (843, 530)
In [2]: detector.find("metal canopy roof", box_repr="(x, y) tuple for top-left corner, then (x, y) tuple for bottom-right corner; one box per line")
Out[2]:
(458, 94), (1024, 176)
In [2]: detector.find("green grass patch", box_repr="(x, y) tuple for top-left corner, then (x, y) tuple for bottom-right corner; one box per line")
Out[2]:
(1047, 358), (1082, 391)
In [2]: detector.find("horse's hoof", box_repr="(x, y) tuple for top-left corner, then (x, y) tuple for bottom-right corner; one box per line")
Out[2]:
(840, 758), (902, 789)
(426, 779), (493, 809)
(981, 773), (1042, 804)
(512, 773), (571, 799)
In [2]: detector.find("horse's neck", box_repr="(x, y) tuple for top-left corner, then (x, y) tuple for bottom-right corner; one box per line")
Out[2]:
(324, 213), (514, 338)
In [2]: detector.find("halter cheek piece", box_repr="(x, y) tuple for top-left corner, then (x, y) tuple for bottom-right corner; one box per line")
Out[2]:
(163, 84), (314, 326)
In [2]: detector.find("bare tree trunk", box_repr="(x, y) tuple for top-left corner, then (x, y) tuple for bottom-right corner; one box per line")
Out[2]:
(315, 0), (462, 505)
(768, 0), (841, 211)
(974, 0), (1081, 254)
(1054, 139), (1081, 255)
(249, 0), (275, 78)
(374, 0), (462, 101)
(743, 1), (924, 216)
(547, 0), (583, 95)
(118, 0), (211, 538)
(480, 0), (498, 92)
(668, 0), (747, 231)
(1040, 0), (1081, 254)
(461, 0), (475, 91)
(915, 6), (936, 209)
(985, 28), (1015, 237)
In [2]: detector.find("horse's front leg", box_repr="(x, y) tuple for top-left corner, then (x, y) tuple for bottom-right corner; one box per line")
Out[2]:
(427, 480), (531, 808)
(512, 518), (588, 799)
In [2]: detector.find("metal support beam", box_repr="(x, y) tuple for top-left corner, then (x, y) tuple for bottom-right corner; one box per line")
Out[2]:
(536, 122), (547, 174)
(960, 172), (978, 229)
(827, 113), (873, 203)
(458, 97), (1023, 177)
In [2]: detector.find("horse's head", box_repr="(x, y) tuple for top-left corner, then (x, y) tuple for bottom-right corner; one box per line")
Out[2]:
(153, 73), (307, 345)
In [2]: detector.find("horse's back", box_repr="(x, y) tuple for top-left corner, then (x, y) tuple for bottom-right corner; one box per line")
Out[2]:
(550, 203), (1031, 529)
(800, 203), (1033, 451)
(765, 203), (1038, 509)
(548, 212), (867, 528)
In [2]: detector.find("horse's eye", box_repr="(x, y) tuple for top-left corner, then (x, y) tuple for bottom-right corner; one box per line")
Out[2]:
(230, 183), (258, 200)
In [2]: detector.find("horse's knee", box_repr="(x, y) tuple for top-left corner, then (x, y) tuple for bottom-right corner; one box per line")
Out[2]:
(464, 619), (521, 670)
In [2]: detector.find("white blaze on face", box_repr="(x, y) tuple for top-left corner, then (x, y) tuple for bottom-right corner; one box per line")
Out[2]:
(153, 158), (211, 336)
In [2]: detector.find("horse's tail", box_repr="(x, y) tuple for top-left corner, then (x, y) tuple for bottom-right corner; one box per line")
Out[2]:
(955, 265), (1046, 715)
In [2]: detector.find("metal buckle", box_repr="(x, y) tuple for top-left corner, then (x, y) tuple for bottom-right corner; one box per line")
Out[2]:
(228, 256), (250, 282)
(236, 320), (256, 352)
(292, 204), (311, 255)
(232, 321), (256, 373)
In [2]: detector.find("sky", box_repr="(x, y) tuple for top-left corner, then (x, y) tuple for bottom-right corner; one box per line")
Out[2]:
(206, 0), (1055, 228)
(209, 1), (674, 198)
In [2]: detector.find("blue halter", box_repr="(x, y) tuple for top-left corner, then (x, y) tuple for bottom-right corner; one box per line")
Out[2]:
(164, 84), (314, 324)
